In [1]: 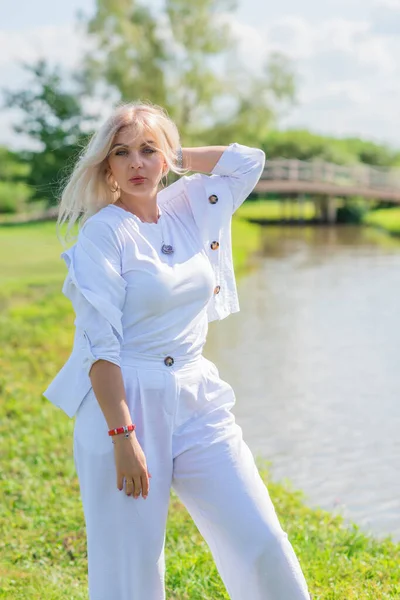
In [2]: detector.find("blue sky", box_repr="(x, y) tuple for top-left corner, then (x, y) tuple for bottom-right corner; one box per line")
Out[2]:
(1, 0), (400, 149)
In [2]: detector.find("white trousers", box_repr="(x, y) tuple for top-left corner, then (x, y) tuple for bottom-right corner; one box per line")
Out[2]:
(73, 352), (310, 600)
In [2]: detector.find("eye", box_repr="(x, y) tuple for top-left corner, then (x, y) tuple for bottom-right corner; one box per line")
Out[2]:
(115, 149), (128, 156)
(143, 147), (156, 153)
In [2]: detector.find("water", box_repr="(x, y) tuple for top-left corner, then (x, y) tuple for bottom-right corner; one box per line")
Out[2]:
(205, 225), (400, 543)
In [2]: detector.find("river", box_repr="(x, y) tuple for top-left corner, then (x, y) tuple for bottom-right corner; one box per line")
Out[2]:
(204, 224), (400, 543)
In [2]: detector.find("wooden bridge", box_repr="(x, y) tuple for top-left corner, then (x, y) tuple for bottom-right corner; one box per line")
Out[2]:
(254, 159), (400, 223)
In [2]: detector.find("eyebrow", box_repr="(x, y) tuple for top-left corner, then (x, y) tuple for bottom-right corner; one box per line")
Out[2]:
(109, 139), (155, 152)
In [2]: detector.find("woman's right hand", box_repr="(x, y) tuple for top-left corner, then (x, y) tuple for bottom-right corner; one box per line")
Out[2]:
(113, 432), (151, 499)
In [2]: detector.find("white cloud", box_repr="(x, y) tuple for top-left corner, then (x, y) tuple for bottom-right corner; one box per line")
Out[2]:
(371, 1), (400, 35)
(0, 23), (89, 70)
(375, 0), (400, 8)
(266, 17), (371, 59)
(223, 14), (271, 72)
(260, 13), (400, 144)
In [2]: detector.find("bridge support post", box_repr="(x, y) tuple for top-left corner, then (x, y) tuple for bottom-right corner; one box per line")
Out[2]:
(281, 198), (290, 222)
(298, 194), (305, 223)
(319, 196), (337, 224)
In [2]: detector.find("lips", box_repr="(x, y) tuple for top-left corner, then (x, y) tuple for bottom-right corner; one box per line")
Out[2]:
(129, 177), (146, 182)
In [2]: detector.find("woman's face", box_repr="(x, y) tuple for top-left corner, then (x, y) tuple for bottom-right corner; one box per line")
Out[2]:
(107, 125), (167, 198)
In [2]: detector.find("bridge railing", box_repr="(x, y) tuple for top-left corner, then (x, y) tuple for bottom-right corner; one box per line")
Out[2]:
(261, 159), (400, 191)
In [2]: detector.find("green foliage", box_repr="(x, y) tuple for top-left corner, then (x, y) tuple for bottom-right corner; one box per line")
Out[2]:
(337, 197), (370, 224)
(1, 220), (400, 598)
(236, 199), (316, 222)
(263, 130), (356, 164)
(81, 0), (296, 145)
(263, 129), (400, 167)
(0, 181), (33, 214)
(364, 207), (400, 235)
(82, 2), (169, 107)
(1, 2), (297, 215)
(2, 60), (95, 207)
(0, 146), (30, 182)
(0, 147), (33, 213)
(344, 137), (400, 167)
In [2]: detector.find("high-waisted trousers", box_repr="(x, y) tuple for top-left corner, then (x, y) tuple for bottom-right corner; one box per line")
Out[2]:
(73, 350), (310, 600)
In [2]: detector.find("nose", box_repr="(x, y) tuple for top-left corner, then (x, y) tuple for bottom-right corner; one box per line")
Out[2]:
(129, 151), (143, 169)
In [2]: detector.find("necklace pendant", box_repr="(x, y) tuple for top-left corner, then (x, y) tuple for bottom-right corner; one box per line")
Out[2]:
(161, 244), (174, 255)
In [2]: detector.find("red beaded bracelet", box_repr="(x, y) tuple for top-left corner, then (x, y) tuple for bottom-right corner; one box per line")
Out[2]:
(108, 424), (136, 437)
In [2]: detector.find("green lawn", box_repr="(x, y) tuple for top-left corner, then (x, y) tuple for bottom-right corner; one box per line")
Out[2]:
(364, 206), (400, 235)
(237, 198), (317, 222)
(237, 200), (400, 242)
(1, 217), (399, 599)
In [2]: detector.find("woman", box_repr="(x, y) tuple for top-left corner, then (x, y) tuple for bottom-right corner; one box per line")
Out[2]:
(43, 101), (310, 600)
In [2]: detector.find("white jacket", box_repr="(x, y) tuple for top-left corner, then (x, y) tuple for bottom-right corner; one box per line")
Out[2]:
(42, 143), (266, 418)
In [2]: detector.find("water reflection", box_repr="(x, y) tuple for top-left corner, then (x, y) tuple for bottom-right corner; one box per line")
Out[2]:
(205, 225), (400, 542)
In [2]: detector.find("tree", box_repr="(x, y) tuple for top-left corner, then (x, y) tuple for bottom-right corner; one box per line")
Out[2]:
(79, 0), (296, 145)
(0, 147), (32, 213)
(0, 147), (29, 182)
(201, 52), (297, 146)
(261, 129), (400, 167)
(2, 60), (96, 207)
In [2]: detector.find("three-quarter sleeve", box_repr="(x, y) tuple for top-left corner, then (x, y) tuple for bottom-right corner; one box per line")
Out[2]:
(209, 142), (266, 213)
(159, 143), (265, 323)
(60, 218), (127, 377)
(175, 142), (265, 245)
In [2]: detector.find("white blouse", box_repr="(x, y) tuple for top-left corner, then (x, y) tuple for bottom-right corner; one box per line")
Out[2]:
(43, 143), (266, 418)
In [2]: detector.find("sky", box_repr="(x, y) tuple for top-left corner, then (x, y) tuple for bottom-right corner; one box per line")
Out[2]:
(1, 0), (400, 149)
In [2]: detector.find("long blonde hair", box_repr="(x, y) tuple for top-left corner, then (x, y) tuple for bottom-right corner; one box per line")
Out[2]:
(56, 100), (189, 247)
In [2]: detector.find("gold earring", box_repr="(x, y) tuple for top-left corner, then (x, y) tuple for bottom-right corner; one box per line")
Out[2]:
(106, 170), (119, 193)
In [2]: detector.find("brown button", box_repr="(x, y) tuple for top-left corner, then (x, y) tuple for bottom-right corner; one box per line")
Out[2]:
(214, 285), (221, 295)
(164, 356), (174, 367)
(210, 241), (220, 250)
(208, 194), (218, 204)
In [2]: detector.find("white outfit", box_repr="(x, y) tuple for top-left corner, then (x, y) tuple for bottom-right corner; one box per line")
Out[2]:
(43, 143), (310, 599)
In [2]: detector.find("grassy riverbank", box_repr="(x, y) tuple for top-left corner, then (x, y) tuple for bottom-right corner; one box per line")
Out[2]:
(1, 219), (400, 599)
(238, 200), (400, 241)
(363, 206), (400, 236)
(237, 199), (317, 222)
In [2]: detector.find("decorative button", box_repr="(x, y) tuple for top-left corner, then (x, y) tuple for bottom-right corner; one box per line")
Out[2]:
(208, 194), (218, 204)
(161, 244), (174, 255)
(214, 285), (221, 295)
(164, 356), (174, 367)
(210, 241), (220, 250)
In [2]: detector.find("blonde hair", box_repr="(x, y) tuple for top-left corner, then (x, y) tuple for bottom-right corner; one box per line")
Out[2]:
(56, 100), (189, 247)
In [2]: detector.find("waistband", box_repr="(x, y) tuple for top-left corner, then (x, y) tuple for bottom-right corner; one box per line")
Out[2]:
(119, 349), (204, 369)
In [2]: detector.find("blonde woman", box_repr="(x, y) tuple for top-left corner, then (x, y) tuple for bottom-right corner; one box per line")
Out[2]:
(43, 101), (310, 600)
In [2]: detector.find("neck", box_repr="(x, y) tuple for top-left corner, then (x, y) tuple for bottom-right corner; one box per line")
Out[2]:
(117, 195), (160, 223)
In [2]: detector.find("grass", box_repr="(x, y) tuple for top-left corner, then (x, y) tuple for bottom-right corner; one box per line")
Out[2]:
(237, 198), (317, 222)
(238, 200), (400, 243)
(0, 221), (65, 292)
(364, 206), (400, 236)
(1, 216), (400, 599)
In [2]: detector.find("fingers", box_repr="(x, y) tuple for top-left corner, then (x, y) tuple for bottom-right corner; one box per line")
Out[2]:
(117, 465), (151, 498)
(132, 476), (142, 498)
(125, 478), (135, 496)
(121, 473), (151, 499)
(141, 473), (150, 498)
